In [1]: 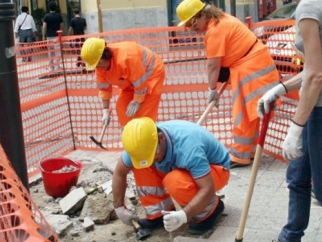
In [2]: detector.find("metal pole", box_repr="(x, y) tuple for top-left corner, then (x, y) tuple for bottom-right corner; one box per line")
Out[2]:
(96, 0), (103, 33)
(219, 0), (225, 11)
(254, 0), (259, 22)
(230, 0), (236, 16)
(0, 0), (29, 192)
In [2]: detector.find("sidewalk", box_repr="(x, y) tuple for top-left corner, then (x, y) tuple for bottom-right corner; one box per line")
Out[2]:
(66, 150), (321, 242)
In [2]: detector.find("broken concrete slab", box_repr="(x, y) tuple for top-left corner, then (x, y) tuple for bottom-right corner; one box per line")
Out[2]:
(45, 214), (73, 236)
(59, 187), (87, 215)
(83, 217), (95, 232)
(79, 193), (115, 224)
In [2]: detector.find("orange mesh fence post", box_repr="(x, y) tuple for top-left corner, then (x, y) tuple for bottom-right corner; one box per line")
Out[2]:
(0, 144), (58, 242)
(245, 16), (252, 29)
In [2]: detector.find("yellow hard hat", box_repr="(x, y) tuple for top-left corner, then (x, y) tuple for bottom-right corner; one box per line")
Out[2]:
(176, 0), (206, 26)
(122, 117), (158, 169)
(81, 38), (105, 70)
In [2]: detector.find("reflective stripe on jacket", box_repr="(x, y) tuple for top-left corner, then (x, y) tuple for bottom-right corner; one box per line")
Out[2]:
(230, 43), (280, 129)
(95, 41), (164, 103)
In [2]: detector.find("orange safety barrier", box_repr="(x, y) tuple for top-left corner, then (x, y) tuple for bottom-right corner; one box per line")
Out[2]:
(0, 144), (58, 241)
(12, 19), (300, 179)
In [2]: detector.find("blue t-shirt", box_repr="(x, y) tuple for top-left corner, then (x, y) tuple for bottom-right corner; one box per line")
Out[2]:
(122, 120), (230, 179)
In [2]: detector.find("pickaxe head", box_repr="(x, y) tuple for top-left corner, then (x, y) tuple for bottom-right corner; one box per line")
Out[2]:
(132, 220), (151, 240)
(135, 228), (150, 240)
(90, 136), (107, 150)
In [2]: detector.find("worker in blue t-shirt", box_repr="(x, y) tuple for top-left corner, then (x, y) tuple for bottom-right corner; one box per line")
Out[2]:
(112, 117), (230, 235)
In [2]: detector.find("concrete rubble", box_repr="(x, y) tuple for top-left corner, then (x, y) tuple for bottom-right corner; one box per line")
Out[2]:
(28, 150), (322, 242)
(82, 217), (95, 232)
(45, 214), (73, 236)
(79, 193), (116, 224)
(31, 155), (138, 240)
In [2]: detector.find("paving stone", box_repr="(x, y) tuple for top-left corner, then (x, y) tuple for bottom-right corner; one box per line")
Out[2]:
(59, 187), (87, 215)
(45, 214), (73, 236)
(82, 217), (95, 232)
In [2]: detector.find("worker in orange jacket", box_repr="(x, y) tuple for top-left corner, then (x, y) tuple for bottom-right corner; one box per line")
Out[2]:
(113, 117), (230, 235)
(81, 38), (165, 127)
(177, 0), (281, 168)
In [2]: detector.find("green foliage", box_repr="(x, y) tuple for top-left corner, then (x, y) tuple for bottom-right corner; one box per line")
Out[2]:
(31, 8), (46, 27)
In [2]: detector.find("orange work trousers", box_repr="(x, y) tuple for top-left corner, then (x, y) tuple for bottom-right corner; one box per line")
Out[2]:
(132, 165), (230, 220)
(116, 73), (164, 127)
(229, 118), (260, 165)
(229, 45), (280, 165)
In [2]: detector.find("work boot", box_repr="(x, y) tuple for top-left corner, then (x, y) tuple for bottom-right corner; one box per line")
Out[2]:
(230, 160), (250, 169)
(188, 199), (224, 235)
(138, 216), (163, 231)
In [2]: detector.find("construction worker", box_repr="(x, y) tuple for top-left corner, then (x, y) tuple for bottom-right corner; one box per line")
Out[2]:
(259, 0), (322, 241)
(81, 38), (165, 127)
(112, 117), (230, 235)
(176, 0), (280, 168)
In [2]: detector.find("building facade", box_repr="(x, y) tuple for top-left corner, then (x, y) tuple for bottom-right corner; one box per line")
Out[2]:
(15, 0), (286, 35)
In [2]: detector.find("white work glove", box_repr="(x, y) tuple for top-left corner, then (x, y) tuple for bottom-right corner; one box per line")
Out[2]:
(282, 121), (304, 161)
(115, 206), (139, 226)
(126, 100), (141, 117)
(162, 210), (187, 232)
(102, 108), (111, 125)
(207, 88), (220, 105)
(257, 84), (287, 119)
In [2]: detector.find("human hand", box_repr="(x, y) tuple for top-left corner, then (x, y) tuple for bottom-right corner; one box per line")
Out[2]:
(257, 84), (287, 119)
(102, 108), (111, 125)
(282, 121), (304, 161)
(126, 100), (141, 117)
(115, 206), (139, 226)
(207, 88), (220, 106)
(162, 210), (187, 232)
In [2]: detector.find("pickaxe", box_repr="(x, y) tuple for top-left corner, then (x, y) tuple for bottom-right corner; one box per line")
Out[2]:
(90, 124), (108, 150)
(131, 220), (150, 240)
(90, 110), (111, 150)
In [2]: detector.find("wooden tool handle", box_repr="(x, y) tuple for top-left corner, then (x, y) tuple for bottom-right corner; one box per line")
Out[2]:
(98, 124), (108, 143)
(197, 82), (228, 125)
(235, 103), (273, 241)
(131, 220), (140, 230)
(98, 109), (111, 142)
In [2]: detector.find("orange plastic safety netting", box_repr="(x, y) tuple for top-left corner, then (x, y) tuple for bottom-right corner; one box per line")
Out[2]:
(14, 20), (301, 178)
(0, 144), (58, 242)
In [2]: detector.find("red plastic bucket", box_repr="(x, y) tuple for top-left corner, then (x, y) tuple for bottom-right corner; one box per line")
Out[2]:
(39, 157), (83, 198)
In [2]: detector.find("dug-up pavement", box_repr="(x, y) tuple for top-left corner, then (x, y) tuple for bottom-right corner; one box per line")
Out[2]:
(30, 150), (322, 242)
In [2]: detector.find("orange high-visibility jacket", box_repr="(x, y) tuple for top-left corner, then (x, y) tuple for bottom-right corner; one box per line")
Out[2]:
(95, 41), (165, 103)
(205, 14), (280, 128)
